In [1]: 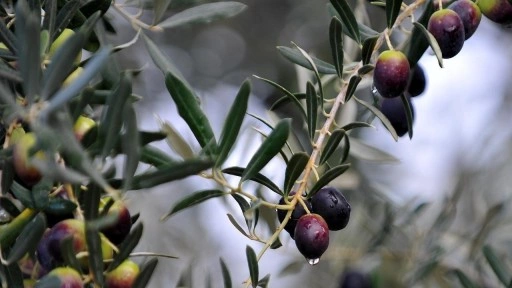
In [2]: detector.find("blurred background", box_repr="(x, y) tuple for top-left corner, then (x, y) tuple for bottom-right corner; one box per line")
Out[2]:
(107, 0), (512, 287)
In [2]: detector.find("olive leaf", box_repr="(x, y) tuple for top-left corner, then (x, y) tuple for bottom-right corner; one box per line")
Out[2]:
(283, 152), (310, 195)
(241, 119), (291, 183)
(483, 245), (511, 286)
(412, 22), (443, 68)
(308, 164), (351, 198)
(216, 80), (251, 167)
(276, 46), (337, 74)
(254, 75), (306, 119)
(329, 0), (361, 44)
(353, 96), (399, 141)
(157, 2), (247, 29)
(246, 245), (259, 288)
(329, 17), (344, 79)
(386, 0), (403, 28)
(162, 189), (226, 220)
(220, 258), (232, 288)
(305, 82), (318, 140)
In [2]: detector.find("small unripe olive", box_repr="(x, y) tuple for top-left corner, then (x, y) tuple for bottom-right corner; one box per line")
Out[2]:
(13, 132), (44, 186)
(48, 29), (82, 64)
(477, 0), (512, 25)
(105, 260), (140, 288)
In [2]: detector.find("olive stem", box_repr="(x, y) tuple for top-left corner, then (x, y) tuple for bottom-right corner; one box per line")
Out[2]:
(112, 3), (163, 32)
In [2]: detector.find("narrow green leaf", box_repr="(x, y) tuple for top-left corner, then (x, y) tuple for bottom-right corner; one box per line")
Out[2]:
(231, 194), (253, 229)
(227, 213), (250, 238)
(354, 96), (399, 141)
(305, 82), (318, 140)
(362, 36), (378, 65)
(122, 103), (140, 191)
(308, 164), (351, 198)
(53, 0), (81, 40)
(10, 181), (39, 209)
(41, 30), (86, 100)
(345, 75), (362, 102)
(108, 223), (143, 272)
(133, 258), (159, 288)
(246, 246), (259, 288)
(270, 237), (282, 249)
(241, 119), (291, 183)
(60, 236), (83, 274)
(1, 159), (14, 199)
(216, 80), (251, 166)
(0, 197), (21, 217)
(400, 94), (414, 139)
(157, 2), (247, 29)
(162, 189), (226, 219)
(341, 122), (373, 131)
(329, 17), (344, 79)
(5, 213), (46, 264)
(329, 0), (361, 43)
(245, 113), (294, 158)
(4, 262), (24, 288)
(340, 132), (350, 163)
(320, 129), (346, 165)
(0, 18), (17, 54)
(0, 62), (22, 83)
(17, 6), (41, 104)
(349, 137), (399, 162)
(253, 75), (306, 119)
(32, 159), (88, 184)
(453, 269), (478, 288)
(40, 47), (112, 118)
(83, 184), (101, 221)
(327, 4), (379, 42)
(142, 33), (189, 85)
(412, 22), (443, 68)
(293, 43), (324, 112)
(270, 93), (306, 111)
(257, 274), (271, 288)
(165, 73), (216, 149)
(222, 167), (283, 195)
(358, 64), (374, 76)
(139, 131), (167, 146)
(276, 46), (337, 74)
(231, 194), (250, 214)
(85, 227), (104, 286)
(31, 179), (52, 210)
(483, 245), (511, 286)
(406, 0), (434, 67)
(220, 258), (232, 288)
(153, 0), (173, 24)
(132, 158), (213, 190)
(160, 121), (195, 160)
(140, 145), (177, 167)
(42, 0), (57, 36)
(100, 71), (133, 158)
(283, 152), (309, 195)
(386, 0), (403, 28)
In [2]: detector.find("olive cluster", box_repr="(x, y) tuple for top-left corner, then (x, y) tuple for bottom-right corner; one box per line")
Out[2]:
(373, 0), (511, 137)
(277, 187), (351, 262)
(11, 116), (137, 287)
